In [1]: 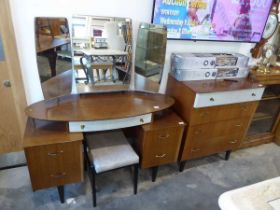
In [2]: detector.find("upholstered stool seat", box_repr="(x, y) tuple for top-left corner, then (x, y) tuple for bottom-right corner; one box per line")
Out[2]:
(86, 130), (139, 173)
(84, 130), (139, 207)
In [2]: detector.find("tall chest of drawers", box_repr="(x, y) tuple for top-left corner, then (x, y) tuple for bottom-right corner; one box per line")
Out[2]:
(166, 75), (264, 170)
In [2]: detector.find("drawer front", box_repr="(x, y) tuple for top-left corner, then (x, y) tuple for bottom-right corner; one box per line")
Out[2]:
(181, 118), (250, 160)
(25, 141), (83, 190)
(190, 102), (258, 125)
(69, 113), (152, 132)
(194, 87), (264, 108)
(141, 126), (184, 168)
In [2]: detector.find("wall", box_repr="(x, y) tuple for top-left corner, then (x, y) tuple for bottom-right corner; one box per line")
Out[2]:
(10, 0), (255, 104)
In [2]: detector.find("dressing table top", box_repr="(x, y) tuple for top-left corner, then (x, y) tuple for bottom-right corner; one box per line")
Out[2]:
(25, 91), (174, 122)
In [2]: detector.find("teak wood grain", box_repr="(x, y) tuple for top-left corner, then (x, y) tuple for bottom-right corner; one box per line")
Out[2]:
(137, 111), (185, 168)
(166, 74), (259, 161)
(25, 91), (174, 121)
(24, 118), (84, 190)
(23, 118), (83, 147)
(178, 76), (262, 93)
(25, 141), (83, 191)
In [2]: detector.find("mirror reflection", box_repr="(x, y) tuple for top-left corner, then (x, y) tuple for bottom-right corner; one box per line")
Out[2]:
(72, 15), (132, 92)
(35, 17), (72, 99)
(135, 23), (167, 92)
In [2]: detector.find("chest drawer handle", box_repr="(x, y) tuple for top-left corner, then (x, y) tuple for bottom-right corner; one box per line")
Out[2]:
(200, 112), (209, 117)
(191, 148), (201, 153)
(50, 172), (66, 178)
(194, 130), (202, 135)
(209, 97), (215, 102)
(48, 150), (64, 156)
(251, 93), (256, 97)
(158, 134), (170, 139)
(235, 124), (242, 127)
(155, 154), (166, 158)
(229, 140), (238, 144)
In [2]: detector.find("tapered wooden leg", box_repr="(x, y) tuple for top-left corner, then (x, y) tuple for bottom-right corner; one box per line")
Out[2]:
(57, 185), (65, 203)
(134, 164), (138, 194)
(179, 161), (186, 172)
(151, 167), (158, 182)
(225, 150), (232, 161)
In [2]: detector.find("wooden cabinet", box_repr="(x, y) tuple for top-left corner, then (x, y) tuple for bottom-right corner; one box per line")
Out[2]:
(136, 111), (185, 169)
(166, 75), (261, 167)
(23, 119), (84, 191)
(243, 84), (280, 147)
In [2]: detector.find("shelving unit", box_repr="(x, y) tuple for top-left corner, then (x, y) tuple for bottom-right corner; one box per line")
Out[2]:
(242, 70), (280, 148)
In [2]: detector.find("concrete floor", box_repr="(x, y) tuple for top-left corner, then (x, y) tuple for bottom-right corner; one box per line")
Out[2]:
(0, 143), (280, 210)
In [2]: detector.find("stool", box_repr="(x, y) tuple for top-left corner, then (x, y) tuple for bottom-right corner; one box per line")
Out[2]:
(84, 130), (139, 207)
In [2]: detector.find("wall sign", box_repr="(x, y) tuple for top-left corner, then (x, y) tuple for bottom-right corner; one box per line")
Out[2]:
(0, 34), (5, 61)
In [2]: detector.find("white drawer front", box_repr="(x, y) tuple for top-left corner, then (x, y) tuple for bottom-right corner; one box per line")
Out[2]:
(194, 87), (264, 108)
(69, 113), (152, 132)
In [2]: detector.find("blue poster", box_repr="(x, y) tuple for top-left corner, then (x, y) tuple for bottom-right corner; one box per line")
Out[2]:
(0, 34), (4, 61)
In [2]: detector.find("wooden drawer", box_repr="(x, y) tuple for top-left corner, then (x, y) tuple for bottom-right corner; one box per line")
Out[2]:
(141, 126), (184, 168)
(190, 102), (258, 125)
(181, 118), (251, 160)
(24, 141), (83, 191)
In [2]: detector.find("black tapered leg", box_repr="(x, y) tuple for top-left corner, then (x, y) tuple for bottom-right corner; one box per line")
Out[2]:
(225, 150), (232, 161)
(57, 185), (65, 203)
(151, 167), (158, 182)
(179, 161), (186, 172)
(134, 164), (138, 194)
(83, 142), (87, 171)
(91, 169), (97, 207)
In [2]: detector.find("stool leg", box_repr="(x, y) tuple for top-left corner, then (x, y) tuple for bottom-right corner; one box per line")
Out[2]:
(57, 185), (65, 203)
(91, 169), (97, 207)
(151, 167), (158, 182)
(133, 164), (138, 194)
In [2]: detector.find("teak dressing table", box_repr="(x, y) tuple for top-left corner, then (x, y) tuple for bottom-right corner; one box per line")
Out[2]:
(23, 91), (183, 202)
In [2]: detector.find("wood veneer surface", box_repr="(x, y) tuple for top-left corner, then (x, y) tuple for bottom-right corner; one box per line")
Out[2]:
(180, 77), (262, 93)
(26, 91), (174, 121)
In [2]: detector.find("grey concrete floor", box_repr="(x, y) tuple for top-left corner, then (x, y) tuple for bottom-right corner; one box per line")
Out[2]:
(0, 143), (280, 210)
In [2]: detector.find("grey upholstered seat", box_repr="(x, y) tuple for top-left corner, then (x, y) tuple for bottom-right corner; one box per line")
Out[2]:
(86, 130), (139, 173)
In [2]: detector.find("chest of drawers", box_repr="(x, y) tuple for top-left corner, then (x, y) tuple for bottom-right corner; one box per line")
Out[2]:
(166, 75), (263, 170)
(23, 119), (84, 201)
(135, 110), (185, 181)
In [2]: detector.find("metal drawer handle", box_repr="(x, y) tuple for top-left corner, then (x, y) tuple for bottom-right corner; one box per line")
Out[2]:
(229, 140), (238, 144)
(210, 97), (215, 102)
(47, 150), (64, 156)
(140, 118), (144, 123)
(235, 124), (242, 127)
(80, 125), (85, 130)
(200, 112), (209, 117)
(155, 154), (166, 158)
(191, 148), (201, 153)
(158, 134), (170, 139)
(50, 172), (66, 178)
(251, 93), (256, 97)
(194, 130), (202, 135)
(241, 106), (248, 111)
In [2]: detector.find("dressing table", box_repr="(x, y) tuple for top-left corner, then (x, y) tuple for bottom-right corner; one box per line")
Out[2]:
(23, 91), (177, 202)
